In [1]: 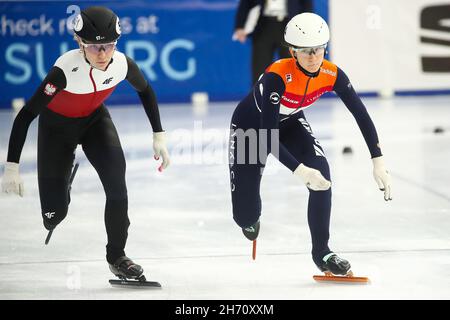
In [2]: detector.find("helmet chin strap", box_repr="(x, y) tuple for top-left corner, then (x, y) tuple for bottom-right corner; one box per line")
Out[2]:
(295, 60), (321, 77)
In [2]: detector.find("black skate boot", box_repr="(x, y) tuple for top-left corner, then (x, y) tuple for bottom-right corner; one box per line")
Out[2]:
(44, 220), (55, 245)
(109, 256), (144, 280)
(317, 253), (351, 276)
(313, 253), (370, 283)
(242, 220), (260, 241)
(43, 219), (55, 231)
(108, 256), (161, 288)
(242, 220), (260, 260)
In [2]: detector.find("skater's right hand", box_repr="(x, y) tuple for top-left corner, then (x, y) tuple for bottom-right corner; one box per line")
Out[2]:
(1, 162), (24, 197)
(294, 163), (331, 191)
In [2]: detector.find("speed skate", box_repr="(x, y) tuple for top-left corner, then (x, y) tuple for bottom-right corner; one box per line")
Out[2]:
(109, 274), (162, 288)
(108, 256), (162, 288)
(313, 253), (369, 283)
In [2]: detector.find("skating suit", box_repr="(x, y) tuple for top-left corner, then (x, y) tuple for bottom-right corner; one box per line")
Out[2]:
(6, 49), (162, 264)
(229, 57), (382, 265)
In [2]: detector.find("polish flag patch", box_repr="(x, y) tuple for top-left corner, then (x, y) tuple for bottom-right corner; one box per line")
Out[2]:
(44, 83), (57, 96)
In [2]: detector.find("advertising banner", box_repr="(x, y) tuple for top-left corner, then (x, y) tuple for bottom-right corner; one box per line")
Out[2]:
(0, 0), (250, 108)
(329, 0), (450, 94)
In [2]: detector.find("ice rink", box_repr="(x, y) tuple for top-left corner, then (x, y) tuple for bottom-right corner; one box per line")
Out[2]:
(0, 95), (449, 300)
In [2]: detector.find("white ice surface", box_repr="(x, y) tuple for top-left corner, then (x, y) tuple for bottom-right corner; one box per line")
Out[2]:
(0, 96), (449, 299)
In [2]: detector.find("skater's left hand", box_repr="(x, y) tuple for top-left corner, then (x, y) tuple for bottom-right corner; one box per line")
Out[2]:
(372, 156), (392, 201)
(153, 131), (170, 172)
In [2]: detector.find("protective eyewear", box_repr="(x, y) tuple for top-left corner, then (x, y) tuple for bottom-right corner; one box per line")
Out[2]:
(293, 44), (327, 56)
(81, 41), (117, 54)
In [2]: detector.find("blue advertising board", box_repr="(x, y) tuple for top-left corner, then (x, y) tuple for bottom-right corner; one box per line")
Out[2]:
(0, 0), (328, 108)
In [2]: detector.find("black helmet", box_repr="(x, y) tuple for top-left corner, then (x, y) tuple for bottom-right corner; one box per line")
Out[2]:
(73, 6), (121, 44)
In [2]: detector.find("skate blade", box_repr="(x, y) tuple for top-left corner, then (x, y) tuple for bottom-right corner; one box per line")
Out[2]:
(69, 163), (79, 184)
(44, 230), (53, 245)
(109, 279), (162, 288)
(313, 271), (370, 284)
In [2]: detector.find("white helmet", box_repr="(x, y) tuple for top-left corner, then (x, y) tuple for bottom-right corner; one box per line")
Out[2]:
(284, 13), (330, 48)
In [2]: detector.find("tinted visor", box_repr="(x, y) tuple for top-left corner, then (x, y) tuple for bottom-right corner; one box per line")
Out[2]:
(81, 41), (117, 54)
(292, 44), (327, 56)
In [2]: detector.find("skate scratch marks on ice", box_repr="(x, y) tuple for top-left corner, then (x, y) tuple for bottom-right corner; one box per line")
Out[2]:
(175, 304), (209, 318)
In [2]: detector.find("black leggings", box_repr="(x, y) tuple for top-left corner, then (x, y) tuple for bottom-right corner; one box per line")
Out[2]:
(38, 106), (128, 264)
(229, 109), (332, 265)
